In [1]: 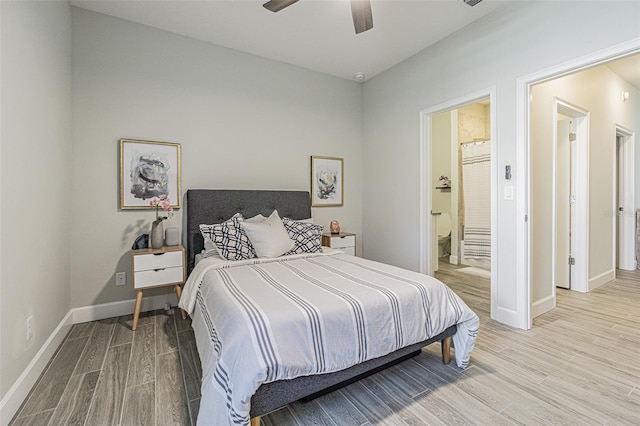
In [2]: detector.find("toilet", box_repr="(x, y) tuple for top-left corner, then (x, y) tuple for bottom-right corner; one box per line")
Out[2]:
(437, 212), (452, 257)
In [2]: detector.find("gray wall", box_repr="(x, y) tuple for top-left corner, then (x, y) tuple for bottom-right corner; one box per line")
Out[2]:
(1, 1), (72, 399)
(70, 8), (363, 308)
(361, 1), (640, 322)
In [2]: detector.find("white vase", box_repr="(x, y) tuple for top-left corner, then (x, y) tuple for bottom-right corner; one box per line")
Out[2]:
(150, 220), (164, 249)
(165, 227), (179, 246)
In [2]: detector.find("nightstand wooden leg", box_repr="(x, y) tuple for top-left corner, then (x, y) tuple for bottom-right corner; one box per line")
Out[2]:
(133, 290), (144, 331)
(174, 284), (186, 319)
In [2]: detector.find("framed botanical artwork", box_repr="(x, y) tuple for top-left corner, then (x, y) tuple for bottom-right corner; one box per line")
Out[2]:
(311, 156), (344, 207)
(119, 139), (181, 209)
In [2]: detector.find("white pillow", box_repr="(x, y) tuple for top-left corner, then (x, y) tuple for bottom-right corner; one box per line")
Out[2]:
(245, 213), (266, 223)
(240, 210), (294, 258)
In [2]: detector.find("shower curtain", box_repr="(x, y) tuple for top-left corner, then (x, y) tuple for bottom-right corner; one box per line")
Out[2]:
(462, 140), (491, 260)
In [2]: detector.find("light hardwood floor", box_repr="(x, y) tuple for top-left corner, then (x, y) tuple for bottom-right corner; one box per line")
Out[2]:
(10, 264), (640, 425)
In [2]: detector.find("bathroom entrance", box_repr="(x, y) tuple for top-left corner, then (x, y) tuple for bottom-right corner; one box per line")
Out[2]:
(429, 99), (492, 278)
(419, 87), (496, 319)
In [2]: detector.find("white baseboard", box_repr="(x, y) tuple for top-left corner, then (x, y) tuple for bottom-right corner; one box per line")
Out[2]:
(449, 255), (458, 264)
(1, 293), (178, 424)
(531, 295), (555, 318)
(72, 293), (178, 324)
(589, 269), (615, 292)
(0, 311), (74, 426)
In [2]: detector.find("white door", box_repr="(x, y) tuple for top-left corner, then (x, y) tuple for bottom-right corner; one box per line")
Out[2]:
(552, 99), (589, 297)
(555, 117), (572, 289)
(616, 128), (636, 270)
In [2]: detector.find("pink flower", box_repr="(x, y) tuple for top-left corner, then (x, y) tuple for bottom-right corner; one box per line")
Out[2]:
(149, 195), (174, 221)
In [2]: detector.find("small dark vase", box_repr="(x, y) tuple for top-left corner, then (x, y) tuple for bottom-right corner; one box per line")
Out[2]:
(151, 220), (164, 249)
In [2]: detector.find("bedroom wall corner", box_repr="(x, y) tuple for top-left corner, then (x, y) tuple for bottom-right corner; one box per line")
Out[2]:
(70, 8), (363, 309)
(0, 0), (72, 418)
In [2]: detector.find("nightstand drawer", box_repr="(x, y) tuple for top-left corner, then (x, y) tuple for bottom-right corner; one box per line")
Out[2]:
(339, 246), (356, 256)
(134, 250), (183, 272)
(328, 235), (355, 249)
(134, 266), (183, 289)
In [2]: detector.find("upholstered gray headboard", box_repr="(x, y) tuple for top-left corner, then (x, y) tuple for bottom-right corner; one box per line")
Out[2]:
(185, 189), (312, 274)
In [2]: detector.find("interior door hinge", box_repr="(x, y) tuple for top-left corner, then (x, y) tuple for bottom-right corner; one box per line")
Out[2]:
(569, 256), (575, 266)
(569, 133), (577, 142)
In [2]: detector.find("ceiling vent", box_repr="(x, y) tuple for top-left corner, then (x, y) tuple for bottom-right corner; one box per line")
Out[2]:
(461, 0), (483, 7)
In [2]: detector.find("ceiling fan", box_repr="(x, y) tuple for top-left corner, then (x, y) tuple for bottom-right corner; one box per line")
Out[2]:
(263, 0), (374, 34)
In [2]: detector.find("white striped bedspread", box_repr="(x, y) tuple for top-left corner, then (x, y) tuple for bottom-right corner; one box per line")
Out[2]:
(179, 250), (479, 426)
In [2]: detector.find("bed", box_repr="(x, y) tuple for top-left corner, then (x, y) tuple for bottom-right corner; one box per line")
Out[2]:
(179, 189), (479, 426)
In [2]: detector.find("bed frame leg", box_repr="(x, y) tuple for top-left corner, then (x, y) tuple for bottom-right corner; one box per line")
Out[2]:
(250, 416), (261, 426)
(441, 336), (452, 364)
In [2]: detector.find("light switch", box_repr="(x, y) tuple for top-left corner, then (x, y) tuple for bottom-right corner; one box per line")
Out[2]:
(504, 186), (514, 200)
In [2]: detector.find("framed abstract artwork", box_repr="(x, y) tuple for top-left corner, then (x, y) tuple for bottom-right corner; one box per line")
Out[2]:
(311, 156), (344, 207)
(119, 139), (181, 209)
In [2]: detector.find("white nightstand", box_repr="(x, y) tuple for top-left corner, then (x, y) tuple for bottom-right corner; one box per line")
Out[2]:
(131, 245), (186, 330)
(322, 232), (356, 256)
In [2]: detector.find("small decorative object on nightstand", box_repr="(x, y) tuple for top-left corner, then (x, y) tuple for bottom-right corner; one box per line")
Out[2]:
(165, 227), (179, 246)
(322, 232), (356, 256)
(131, 244), (186, 330)
(149, 195), (175, 249)
(330, 220), (341, 234)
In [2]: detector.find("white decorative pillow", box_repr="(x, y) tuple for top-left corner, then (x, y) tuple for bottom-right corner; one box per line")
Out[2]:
(282, 217), (324, 255)
(240, 210), (294, 258)
(245, 213), (266, 223)
(200, 213), (256, 261)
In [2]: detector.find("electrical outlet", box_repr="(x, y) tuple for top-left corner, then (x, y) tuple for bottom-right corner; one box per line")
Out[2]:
(116, 272), (126, 286)
(26, 316), (33, 340)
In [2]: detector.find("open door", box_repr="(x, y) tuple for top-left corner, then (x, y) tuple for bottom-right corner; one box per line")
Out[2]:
(616, 126), (636, 271)
(555, 117), (573, 289)
(552, 99), (589, 299)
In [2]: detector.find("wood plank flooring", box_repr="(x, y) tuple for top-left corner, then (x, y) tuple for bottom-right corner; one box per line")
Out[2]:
(10, 264), (640, 425)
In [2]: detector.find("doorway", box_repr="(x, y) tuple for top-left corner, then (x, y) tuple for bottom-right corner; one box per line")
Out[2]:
(419, 87), (497, 319)
(518, 43), (640, 329)
(431, 101), (491, 275)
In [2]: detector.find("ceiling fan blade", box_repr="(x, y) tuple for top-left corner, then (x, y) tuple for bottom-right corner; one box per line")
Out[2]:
(263, 0), (299, 13)
(350, 0), (373, 34)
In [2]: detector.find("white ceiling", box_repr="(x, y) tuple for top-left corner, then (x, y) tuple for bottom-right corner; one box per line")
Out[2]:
(69, 0), (507, 81)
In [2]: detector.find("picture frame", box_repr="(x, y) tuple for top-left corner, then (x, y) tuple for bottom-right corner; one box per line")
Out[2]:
(311, 156), (344, 207)
(119, 139), (181, 210)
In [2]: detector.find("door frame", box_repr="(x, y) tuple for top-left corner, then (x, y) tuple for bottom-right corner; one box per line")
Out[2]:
(419, 86), (497, 315)
(516, 38), (640, 329)
(614, 124), (636, 271)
